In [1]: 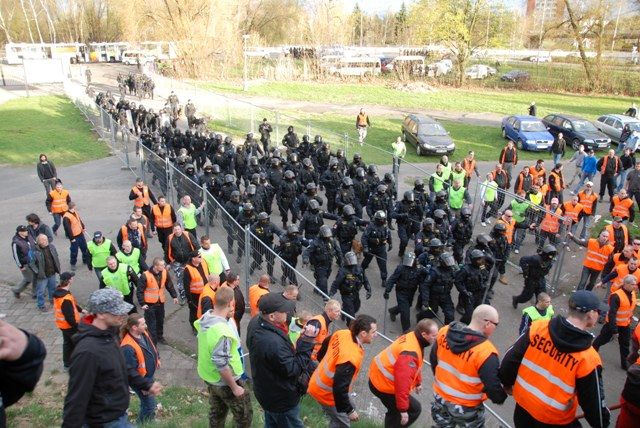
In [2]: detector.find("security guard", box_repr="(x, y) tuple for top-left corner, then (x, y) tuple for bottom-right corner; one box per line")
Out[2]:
(384, 253), (429, 333)
(137, 257), (179, 344)
(100, 256), (138, 310)
(303, 225), (342, 296)
(512, 244), (557, 309)
(248, 274), (271, 317)
(53, 271), (83, 370)
(129, 178), (157, 222)
(431, 305), (507, 427)
(63, 202), (90, 269)
(499, 290), (610, 428)
(333, 205), (368, 254)
(183, 252), (210, 333)
(361, 211), (392, 287)
(392, 191), (424, 257)
(306, 299), (343, 361)
(250, 212), (283, 278)
(275, 225), (309, 286)
(450, 207), (473, 264)
(330, 251), (371, 324)
(519, 292), (553, 335)
(87, 231), (117, 283)
(369, 319), (438, 427)
(116, 240), (146, 275)
(197, 274), (220, 319)
(568, 230), (613, 291)
(418, 253), (457, 325)
(177, 195), (203, 239)
(455, 249), (491, 324)
(150, 196), (176, 247)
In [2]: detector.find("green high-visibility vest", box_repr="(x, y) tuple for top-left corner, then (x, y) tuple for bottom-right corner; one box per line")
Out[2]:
(200, 245), (223, 275)
(522, 305), (554, 322)
(529, 192), (543, 206)
(87, 239), (112, 269)
(448, 186), (466, 210)
(441, 163), (452, 181)
(288, 317), (303, 345)
(431, 173), (445, 192)
(483, 180), (497, 202)
(116, 248), (141, 274)
(510, 200), (529, 223)
(194, 318), (243, 384)
(451, 170), (466, 186)
(178, 204), (198, 230)
(101, 263), (131, 295)
(392, 141), (406, 158)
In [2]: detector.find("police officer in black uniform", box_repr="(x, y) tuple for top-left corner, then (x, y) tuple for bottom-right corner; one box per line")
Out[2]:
(295, 183), (323, 217)
(384, 252), (428, 333)
(335, 177), (362, 218)
(258, 172), (275, 215)
(347, 153), (366, 178)
(315, 143), (331, 177)
(490, 222), (510, 292)
(223, 191), (241, 255)
(282, 126), (300, 151)
(235, 202), (256, 263)
(333, 205), (368, 254)
(513, 244), (557, 309)
(418, 252), (457, 325)
(298, 200), (338, 241)
(432, 209), (452, 245)
(320, 160), (343, 214)
(298, 158), (318, 187)
(353, 167), (370, 210)
(303, 225), (342, 296)
(413, 179), (428, 209)
(220, 174), (239, 202)
(455, 249), (491, 324)
(361, 210), (392, 287)
(277, 170), (299, 228)
(415, 218), (438, 256)
(330, 251), (371, 324)
(367, 184), (393, 226)
(276, 224), (309, 286)
(250, 212), (283, 278)
(334, 148), (348, 174)
(451, 206), (473, 264)
(258, 118), (272, 153)
(392, 191), (424, 257)
(366, 164), (380, 195)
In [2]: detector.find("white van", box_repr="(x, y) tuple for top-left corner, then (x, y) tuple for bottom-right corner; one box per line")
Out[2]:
(332, 57), (381, 77)
(122, 50), (155, 65)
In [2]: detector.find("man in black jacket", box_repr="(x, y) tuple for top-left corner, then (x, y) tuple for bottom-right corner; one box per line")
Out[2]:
(63, 288), (160, 427)
(11, 225), (35, 299)
(247, 293), (319, 427)
(0, 319), (46, 428)
(36, 153), (57, 194)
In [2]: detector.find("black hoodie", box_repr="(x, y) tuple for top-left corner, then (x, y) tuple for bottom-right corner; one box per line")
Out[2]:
(429, 322), (507, 404)
(499, 316), (610, 428)
(52, 289), (83, 330)
(62, 320), (132, 428)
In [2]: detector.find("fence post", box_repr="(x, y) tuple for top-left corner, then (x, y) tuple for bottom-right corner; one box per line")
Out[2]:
(165, 157), (173, 204)
(123, 132), (131, 170)
(203, 186), (210, 236)
(243, 227), (251, 301)
(139, 147), (146, 183)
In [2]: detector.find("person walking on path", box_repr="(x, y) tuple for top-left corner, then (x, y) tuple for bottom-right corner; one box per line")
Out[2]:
(11, 225), (36, 299)
(177, 195), (204, 239)
(195, 285), (253, 428)
(129, 177), (157, 223)
(37, 154), (57, 194)
(62, 202), (90, 270)
(518, 292), (553, 335)
(26, 213), (54, 244)
(87, 231), (117, 283)
(356, 108), (371, 146)
(617, 147), (636, 192)
(137, 257), (179, 344)
(626, 161), (640, 210)
(32, 233), (61, 311)
(120, 313), (163, 424)
(52, 272), (84, 370)
(392, 136), (406, 173)
(551, 133), (566, 166)
(597, 149), (621, 201)
(568, 144), (586, 187)
(528, 101), (537, 116)
(46, 179), (71, 235)
(150, 196), (176, 247)
(572, 149), (597, 194)
(499, 140), (518, 180)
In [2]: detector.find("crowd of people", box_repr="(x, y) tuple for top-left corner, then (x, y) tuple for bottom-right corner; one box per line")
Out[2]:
(4, 79), (640, 428)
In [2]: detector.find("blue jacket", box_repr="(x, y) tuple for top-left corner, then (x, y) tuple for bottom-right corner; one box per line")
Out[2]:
(582, 155), (597, 174)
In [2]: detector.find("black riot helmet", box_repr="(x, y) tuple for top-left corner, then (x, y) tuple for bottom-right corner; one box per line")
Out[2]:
(185, 164), (195, 174)
(251, 173), (261, 184)
(302, 134), (310, 143)
(414, 180), (424, 191)
(374, 210), (386, 224)
(272, 148), (282, 159)
(230, 191), (240, 202)
(319, 225), (333, 238)
(343, 205), (356, 217)
(287, 125), (294, 133)
(246, 184), (257, 196)
(249, 156), (259, 166)
(217, 145), (225, 154)
(203, 164), (213, 173)
(402, 252), (416, 267)
(309, 199), (320, 212)
(342, 177), (353, 187)
(224, 174), (235, 184)
(289, 153), (298, 163)
(329, 159), (338, 170)
(257, 212), (269, 223)
(493, 222), (507, 234)
(284, 170), (295, 180)
(287, 224), (299, 236)
(540, 244), (557, 260)
(429, 238), (443, 249)
(224, 136), (232, 144)
(367, 165), (377, 174)
(306, 182), (317, 193)
(344, 251), (358, 266)
(270, 157), (281, 167)
(377, 184), (388, 195)
(440, 252), (457, 269)
(423, 218), (435, 229)
(246, 132), (254, 140)
(434, 209), (446, 221)
(469, 249), (485, 264)
(353, 153), (362, 162)
(384, 173), (394, 183)
(460, 207), (472, 219)
(403, 191), (414, 202)
(242, 203), (254, 213)
(336, 148), (344, 158)
(356, 167), (365, 178)
(436, 190), (447, 201)
(314, 135), (323, 144)
(476, 233), (493, 246)
(302, 158), (312, 167)
(212, 164), (221, 174)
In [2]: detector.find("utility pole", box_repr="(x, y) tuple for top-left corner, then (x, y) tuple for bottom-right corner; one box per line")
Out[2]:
(359, 2), (363, 47)
(242, 34), (250, 92)
(611, 0), (623, 51)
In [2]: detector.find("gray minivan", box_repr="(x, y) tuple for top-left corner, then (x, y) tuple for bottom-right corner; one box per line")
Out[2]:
(595, 114), (640, 144)
(402, 114), (455, 156)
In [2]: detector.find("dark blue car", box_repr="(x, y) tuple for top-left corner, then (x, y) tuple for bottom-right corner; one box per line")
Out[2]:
(501, 115), (554, 151)
(542, 114), (611, 150)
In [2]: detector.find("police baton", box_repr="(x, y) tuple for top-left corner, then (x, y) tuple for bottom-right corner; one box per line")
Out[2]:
(426, 306), (445, 326)
(481, 262), (497, 304)
(383, 298), (388, 335)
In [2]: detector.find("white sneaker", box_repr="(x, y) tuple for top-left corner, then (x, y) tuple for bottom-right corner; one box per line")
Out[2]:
(487, 218), (492, 224)
(514, 249), (519, 254)
(481, 222), (487, 227)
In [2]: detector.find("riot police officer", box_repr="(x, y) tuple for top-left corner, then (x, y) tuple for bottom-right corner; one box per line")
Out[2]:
(334, 148), (348, 173)
(413, 179), (428, 208)
(267, 157), (284, 195)
(333, 205), (368, 254)
(335, 177), (362, 217)
(392, 191), (424, 257)
(490, 222), (510, 290)
(258, 118), (272, 153)
(223, 191), (241, 255)
(220, 174), (239, 202)
(298, 158), (318, 187)
(277, 170), (299, 228)
(244, 156), (263, 186)
(235, 202), (256, 263)
(418, 252), (457, 324)
(330, 251), (371, 324)
(361, 210), (392, 286)
(257, 172), (275, 215)
(415, 218), (437, 255)
(384, 252), (429, 333)
(299, 200), (338, 241)
(295, 182), (323, 217)
(303, 225), (342, 296)
(315, 143), (331, 176)
(250, 212), (283, 278)
(347, 153), (366, 178)
(367, 184), (393, 227)
(455, 249), (491, 324)
(353, 167), (370, 209)
(382, 172), (397, 201)
(276, 224), (309, 286)
(366, 164), (380, 195)
(320, 160), (343, 214)
(513, 244), (557, 308)
(451, 206), (473, 264)
(282, 125), (300, 151)
(433, 209), (452, 245)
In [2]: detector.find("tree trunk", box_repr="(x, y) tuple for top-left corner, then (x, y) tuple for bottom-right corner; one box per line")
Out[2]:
(38, 0), (56, 43)
(0, 6), (12, 43)
(19, 0), (35, 43)
(28, 0), (44, 43)
(562, 0), (594, 85)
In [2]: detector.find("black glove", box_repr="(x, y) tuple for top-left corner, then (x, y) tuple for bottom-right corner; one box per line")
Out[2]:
(383, 292), (389, 300)
(388, 243), (393, 251)
(366, 290), (372, 300)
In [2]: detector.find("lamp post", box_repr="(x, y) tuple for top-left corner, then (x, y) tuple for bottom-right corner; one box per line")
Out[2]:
(243, 34), (250, 92)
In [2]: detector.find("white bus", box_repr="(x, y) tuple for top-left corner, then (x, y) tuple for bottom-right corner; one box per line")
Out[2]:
(88, 42), (130, 62)
(139, 41), (177, 60)
(5, 43), (85, 65)
(331, 56), (381, 77)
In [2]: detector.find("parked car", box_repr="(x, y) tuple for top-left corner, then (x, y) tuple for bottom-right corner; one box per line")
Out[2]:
(122, 50), (155, 65)
(542, 114), (611, 150)
(530, 56), (552, 63)
(595, 114), (640, 144)
(428, 59), (453, 77)
(501, 70), (531, 82)
(501, 115), (554, 151)
(402, 114), (455, 156)
(465, 64), (497, 80)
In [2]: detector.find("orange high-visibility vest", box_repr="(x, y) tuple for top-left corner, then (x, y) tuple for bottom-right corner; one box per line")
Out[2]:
(600, 156), (619, 175)
(197, 284), (217, 318)
(53, 293), (80, 330)
(605, 224), (629, 247)
(132, 185), (150, 208)
(308, 314), (329, 361)
(249, 284), (270, 317)
(120, 224), (147, 249)
(606, 288), (637, 327)
(612, 196), (634, 219)
(549, 171), (563, 191)
(578, 191), (598, 215)
(120, 331), (159, 376)
(185, 259), (209, 295)
(152, 205), (174, 229)
(529, 166), (546, 183)
(540, 206), (562, 234)
(497, 217), (515, 244)
(356, 113), (368, 127)
(63, 211), (84, 237)
(562, 202), (583, 224)
(610, 264), (640, 292)
(49, 189), (69, 214)
(143, 270), (167, 304)
(433, 325), (498, 407)
(462, 158), (476, 178)
(308, 329), (363, 406)
(369, 332), (423, 394)
(583, 239), (614, 271)
(513, 320), (601, 425)
(166, 232), (194, 263)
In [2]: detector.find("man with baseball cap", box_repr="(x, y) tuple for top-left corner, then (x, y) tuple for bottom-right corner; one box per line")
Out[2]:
(63, 289), (159, 427)
(605, 215), (631, 252)
(500, 290), (610, 427)
(247, 293), (319, 427)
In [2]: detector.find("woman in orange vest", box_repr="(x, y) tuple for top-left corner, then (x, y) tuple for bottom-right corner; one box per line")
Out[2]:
(45, 179), (71, 235)
(368, 319), (438, 427)
(120, 313), (162, 423)
(499, 290), (610, 427)
(52, 271), (84, 370)
(567, 230), (613, 291)
(183, 252), (209, 333)
(611, 189), (635, 222)
(593, 274), (638, 369)
(308, 314), (377, 427)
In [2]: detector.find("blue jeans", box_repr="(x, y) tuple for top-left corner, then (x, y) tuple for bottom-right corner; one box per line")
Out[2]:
(133, 386), (157, 423)
(36, 275), (57, 309)
(83, 413), (132, 428)
(616, 169), (630, 191)
(52, 213), (62, 233)
(264, 404), (304, 428)
(573, 172), (595, 194)
(70, 234), (90, 266)
(553, 153), (562, 166)
(578, 215), (593, 240)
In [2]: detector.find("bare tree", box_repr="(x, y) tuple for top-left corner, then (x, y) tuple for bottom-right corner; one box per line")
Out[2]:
(28, 0), (44, 43)
(563, 0), (594, 84)
(19, 0), (35, 43)
(39, 0), (57, 42)
(0, 4), (12, 43)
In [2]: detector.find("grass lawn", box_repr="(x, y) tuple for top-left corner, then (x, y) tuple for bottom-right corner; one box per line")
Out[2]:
(6, 384), (382, 427)
(201, 80), (635, 121)
(0, 95), (109, 166)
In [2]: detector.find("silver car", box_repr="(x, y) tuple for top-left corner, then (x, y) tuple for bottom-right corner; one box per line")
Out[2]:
(595, 114), (640, 144)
